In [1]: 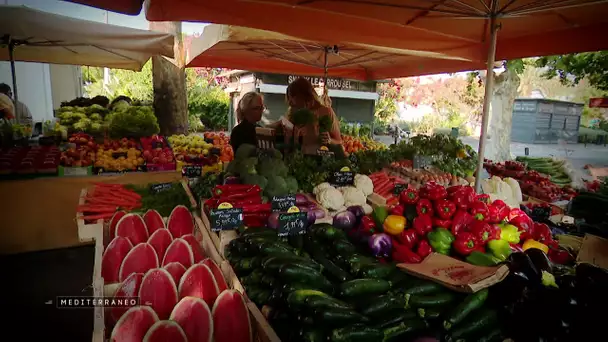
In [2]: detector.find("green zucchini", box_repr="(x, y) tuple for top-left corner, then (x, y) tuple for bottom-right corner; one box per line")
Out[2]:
(373, 310), (418, 329)
(417, 307), (444, 320)
(403, 280), (445, 296)
(311, 224), (347, 241)
(314, 307), (369, 326)
(287, 289), (332, 308)
(477, 327), (504, 342)
(407, 292), (456, 308)
(260, 274), (276, 287)
(250, 289), (271, 305)
(282, 283), (328, 293)
(288, 234), (304, 250)
(359, 263), (394, 279)
(339, 279), (391, 298)
(382, 319), (428, 342)
(240, 227), (278, 237)
(263, 258), (322, 273)
(300, 328), (327, 342)
(262, 255), (307, 267)
(330, 324), (383, 342)
(305, 295), (354, 310)
(257, 241), (299, 256)
(233, 257), (257, 275)
(247, 269), (265, 284)
(449, 309), (498, 341)
(443, 288), (489, 330)
(305, 236), (353, 282)
(333, 239), (357, 255)
(278, 264), (332, 287)
(387, 270), (410, 288)
(347, 253), (376, 265)
(360, 294), (406, 317)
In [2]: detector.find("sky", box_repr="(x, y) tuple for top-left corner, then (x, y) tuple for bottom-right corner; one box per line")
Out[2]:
(2, 0), (208, 35)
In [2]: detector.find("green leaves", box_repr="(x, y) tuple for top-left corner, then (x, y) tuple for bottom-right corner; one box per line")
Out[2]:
(535, 52), (608, 91)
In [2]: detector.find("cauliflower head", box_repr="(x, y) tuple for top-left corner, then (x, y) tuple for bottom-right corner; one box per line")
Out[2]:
(354, 174), (374, 196)
(313, 182), (332, 196)
(340, 186), (367, 207)
(317, 186), (344, 211)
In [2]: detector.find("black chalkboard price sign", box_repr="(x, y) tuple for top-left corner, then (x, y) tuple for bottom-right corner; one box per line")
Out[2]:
(393, 183), (406, 196)
(277, 212), (308, 237)
(150, 182), (173, 194)
(209, 207), (243, 232)
(331, 170), (354, 186)
(182, 165), (202, 178)
(271, 195), (296, 212)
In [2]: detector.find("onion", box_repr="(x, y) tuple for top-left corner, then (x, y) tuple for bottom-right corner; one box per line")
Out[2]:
(333, 210), (357, 231)
(268, 212), (280, 230)
(310, 208), (325, 220)
(295, 194), (309, 205)
(306, 210), (317, 226)
(346, 205), (365, 225)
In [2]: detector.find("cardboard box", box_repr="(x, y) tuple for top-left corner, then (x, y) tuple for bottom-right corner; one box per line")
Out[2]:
(576, 234), (608, 269)
(398, 253), (509, 293)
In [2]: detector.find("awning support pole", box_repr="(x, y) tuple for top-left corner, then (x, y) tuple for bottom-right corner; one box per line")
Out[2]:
(474, 16), (499, 193)
(8, 39), (19, 104)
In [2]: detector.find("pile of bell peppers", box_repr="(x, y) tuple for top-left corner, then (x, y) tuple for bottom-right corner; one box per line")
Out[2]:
(352, 182), (564, 266)
(203, 184), (271, 227)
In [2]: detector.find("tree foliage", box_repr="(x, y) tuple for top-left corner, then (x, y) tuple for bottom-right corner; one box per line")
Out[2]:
(535, 52), (608, 91)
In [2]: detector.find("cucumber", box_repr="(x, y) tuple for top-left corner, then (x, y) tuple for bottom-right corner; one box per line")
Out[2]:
(257, 241), (299, 256)
(233, 257), (257, 275)
(330, 324), (383, 342)
(300, 328), (327, 342)
(287, 289), (331, 308)
(263, 258), (322, 273)
(282, 283), (329, 294)
(288, 234), (304, 250)
(305, 236), (353, 282)
(443, 288), (489, 330)
(403, 280), (445, 296)
(240, 227), (277, 237)
(225, 238), (252, 258)
(360, 294), (406, 317)
(417, 307), (443, 320)
(339, 279), (391, 298)
(407, 292), (456, 308)
(305, 295), (354, 310)
(250, 289), (271, 305)
(359, 263), (394, 279)
(311, 224), (347, 241)
(477, 327), (504, 342)
(247, 269), (265, 284)
(314, 307), (369, 326)
(278, 264), (332, 287)
(387, 270), (410, 288)
(373, 310), (418, 329)
(449, 309), (498, 340)
(347, 254), (376, 265)
(382, 319), (428, 342)
(333, 239), (357, 255)
(260, 274), (276, 287)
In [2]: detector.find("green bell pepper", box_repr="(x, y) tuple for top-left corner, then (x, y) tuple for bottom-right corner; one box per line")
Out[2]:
(486, 239), (512, 261)
(372, 206), (389, 232)
(499, 223), (521, 244)
(427, 228), (455, 255)
(466, 251), (501, 266)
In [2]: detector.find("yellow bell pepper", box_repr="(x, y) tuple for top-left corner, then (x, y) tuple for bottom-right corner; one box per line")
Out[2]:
(383, 215), (406, 236)
(522, 239), (549, 254)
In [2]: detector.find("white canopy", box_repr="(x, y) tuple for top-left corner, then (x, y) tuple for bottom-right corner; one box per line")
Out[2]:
(0, 5), (175, 71)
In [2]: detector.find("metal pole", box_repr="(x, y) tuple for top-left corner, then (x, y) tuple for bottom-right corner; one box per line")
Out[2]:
(474, 17), (499, 193)
(8, 41), (18, 104)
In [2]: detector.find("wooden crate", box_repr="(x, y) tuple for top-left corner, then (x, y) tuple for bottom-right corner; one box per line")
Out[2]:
(91, 226), (105, 342)
(76, 188), (104, 243)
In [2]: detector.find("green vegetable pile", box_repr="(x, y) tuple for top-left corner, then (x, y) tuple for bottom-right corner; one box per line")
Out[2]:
(189, 172), (224, 206)
(126, 182), (192, 217)
(227, 224), (507, 342)
(284, 150), (351, 193)
(291, 108), (316, 127)
(56, 104), (108, 134)
(106, 105), (160, 139)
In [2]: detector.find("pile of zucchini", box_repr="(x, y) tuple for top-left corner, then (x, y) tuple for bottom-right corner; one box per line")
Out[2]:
(225, 223), (506, 342)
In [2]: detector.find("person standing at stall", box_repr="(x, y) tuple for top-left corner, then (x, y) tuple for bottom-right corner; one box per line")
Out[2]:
(0, 93), (15, 121)
(230, 92), (265, 152)
(0, 83), (32, 125)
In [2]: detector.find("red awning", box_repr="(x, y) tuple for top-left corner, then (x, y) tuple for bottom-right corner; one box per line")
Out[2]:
(65, 0), (144, 15)
(589, 98), (608, 108)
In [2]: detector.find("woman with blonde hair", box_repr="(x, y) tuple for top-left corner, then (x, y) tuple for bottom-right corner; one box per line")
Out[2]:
(230, 91), (265, 152)
(284, 77), (342, 155)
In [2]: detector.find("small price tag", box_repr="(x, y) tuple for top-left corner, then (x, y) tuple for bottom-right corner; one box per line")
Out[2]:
(152, 141), (163, 149)
(393, 183), (406, 196)
(182, 165), (202, 178)
(150, 182), (172, 193)
(112, 152), (128, 159)
(332, 166), (354, 186)
(278, 209), (308, 237)
(413, 155), (433, 169)
(317, 146), (335, 157)
(210, 202), (243, 232)
(271, 195), (296, 212)
(561, 215), (575, 225)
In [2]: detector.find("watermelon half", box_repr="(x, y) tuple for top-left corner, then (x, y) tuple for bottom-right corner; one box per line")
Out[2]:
(212, 290), (252, 342)
(167, 205), (194, 238)
(162, 238), (194, 268)
(143, 209), (165, 235)
(147, 229), (173, 262)
(170, 297), (213, 342)
(163, 262), (187, 285)
(138, 268), (179, 320)
(107, 210), (127, 242)
(119, 243), (159, 282)
(110, 306), (158, 342)
(109, 272), (144, 325)
(102, 236), (133, 284)
(143, 320), (187, 342)
(115, 213), (149, 245)
(182, 234), (205, 263)
(201, 258), (228, 292)
(178, 264), (219, 307)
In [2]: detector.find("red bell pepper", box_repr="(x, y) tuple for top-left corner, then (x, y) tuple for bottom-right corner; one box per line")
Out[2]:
(548, 247), (573, 265)
(413, 214), (433, 237)
(453, 232), (478, 256)
(449, 187), (475, 210)
(469, 201), (489, 221)
(416, 239), (432, 258)
(435, 199), (456, 219)
(392, 241), (422, 264)
(509, 213), (534, 239)
(510, 243), (523, 253)
(447, 185), (464, 194)
(491, 200), (510, 223)
(508, 208), (528, 221)
(416, 199), (434, 216)
(243, 212), (270, 227)
(475, 194), (491, 204)
(390, 204), (405, 216)
(240, 203), (272, 213)
(450, 210), (473, 236)
(533, 222), (552, 243)
(469, 220), (499, 245)
(395, 229), (418, 249)
(420, 182), (447, 201)
(486, 204), (501, 224)
(400, 188), (419, 205)
(359, 216), (377, 235)
(433, 218), (452, 230)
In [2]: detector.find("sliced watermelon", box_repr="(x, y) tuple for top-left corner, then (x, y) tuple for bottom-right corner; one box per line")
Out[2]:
(143, 320), (187, 342)
(143, 209), (165, 235)
(147, 229), (173, 262)
(109, 272), (144, 326)
(162, 238), (194, 268)
(201, 258), (228, 292)
(163, 262), (187, 285)
(170, 297), (213, 342)
(178, 264), (219, 307)
(119, 243), (159, 282)
(182, 234), (205, 263)
(110, 306), (158, 342)
(102, 236), (133, 284)
(107, 210), (127, 242)
(167, 205), (194, 238)
(115, 213), (149, 245)
(138, 268), (179, 320)
(212, 290), (252, 342)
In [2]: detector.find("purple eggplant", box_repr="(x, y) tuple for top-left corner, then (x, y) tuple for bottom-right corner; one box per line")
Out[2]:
(369, 233), (392, 257)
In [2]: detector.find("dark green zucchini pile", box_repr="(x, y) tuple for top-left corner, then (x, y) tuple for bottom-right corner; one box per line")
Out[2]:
(225, 223), (506, 342)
